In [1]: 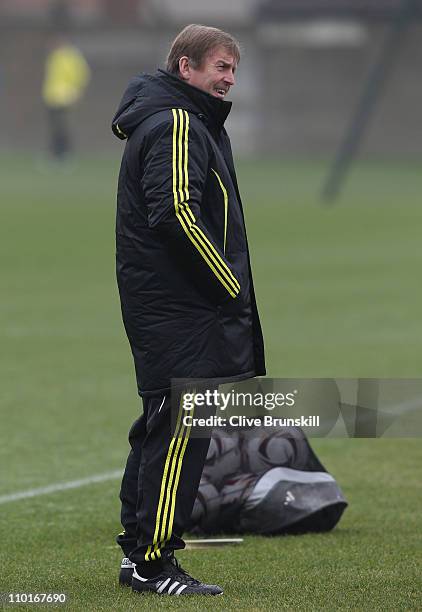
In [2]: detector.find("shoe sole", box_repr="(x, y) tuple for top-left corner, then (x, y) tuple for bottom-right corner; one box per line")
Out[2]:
(133, 588), (223, 596)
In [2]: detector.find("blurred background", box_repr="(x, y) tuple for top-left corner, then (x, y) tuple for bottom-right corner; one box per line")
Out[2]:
(1, 0), (422, 157)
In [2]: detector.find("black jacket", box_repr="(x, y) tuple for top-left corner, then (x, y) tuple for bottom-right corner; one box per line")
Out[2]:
(112, 70), (265, 397)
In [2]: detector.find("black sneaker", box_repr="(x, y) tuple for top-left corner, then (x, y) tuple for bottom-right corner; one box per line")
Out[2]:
(132, 553), (223, 596)
(119, 557), (135, 587)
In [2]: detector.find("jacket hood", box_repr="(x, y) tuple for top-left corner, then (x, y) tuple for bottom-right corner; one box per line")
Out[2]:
(112, 69), (232, 141)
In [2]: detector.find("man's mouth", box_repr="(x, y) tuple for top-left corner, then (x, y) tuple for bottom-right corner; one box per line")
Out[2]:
(214, 87), (228, 98)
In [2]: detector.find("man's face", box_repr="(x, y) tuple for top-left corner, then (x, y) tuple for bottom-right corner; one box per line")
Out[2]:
(181, 45), (237, 99)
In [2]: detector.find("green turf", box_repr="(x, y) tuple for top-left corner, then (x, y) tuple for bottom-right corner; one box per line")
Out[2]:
(1, 154), (421, 610)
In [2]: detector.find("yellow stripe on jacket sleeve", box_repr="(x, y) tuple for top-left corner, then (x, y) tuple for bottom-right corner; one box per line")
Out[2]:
(172, 108), (239, 295)
(177, 110), (239, 290)
(171, 109), (240, 298)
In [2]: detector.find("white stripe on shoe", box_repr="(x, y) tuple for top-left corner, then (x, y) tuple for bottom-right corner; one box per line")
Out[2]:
(167, 581), (180, 594)
(175, 584), (188, 595)
(157, 578), (171, 593)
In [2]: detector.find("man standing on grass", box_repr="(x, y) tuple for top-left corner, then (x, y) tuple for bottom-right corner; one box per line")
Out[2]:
(112, 24), (265, 596)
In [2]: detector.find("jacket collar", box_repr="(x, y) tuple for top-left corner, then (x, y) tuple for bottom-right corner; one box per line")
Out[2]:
(157, 69), (232, 132)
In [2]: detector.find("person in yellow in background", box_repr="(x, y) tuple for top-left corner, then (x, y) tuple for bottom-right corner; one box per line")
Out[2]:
(42, 36), (90, 160)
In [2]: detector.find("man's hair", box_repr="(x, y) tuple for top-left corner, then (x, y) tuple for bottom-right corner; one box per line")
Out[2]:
(166, 24), (241, 75)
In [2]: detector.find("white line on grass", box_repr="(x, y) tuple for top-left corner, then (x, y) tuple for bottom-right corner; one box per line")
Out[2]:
(0, 470), (122, 506)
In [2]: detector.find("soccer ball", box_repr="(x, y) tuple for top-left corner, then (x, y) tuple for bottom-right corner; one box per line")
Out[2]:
(240, 427), (295, 474)
(190, 477), (221, 531)
(201, 429), (241, 488)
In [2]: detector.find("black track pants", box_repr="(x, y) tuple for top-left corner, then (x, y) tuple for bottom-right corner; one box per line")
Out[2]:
(117, 389), (213, 564)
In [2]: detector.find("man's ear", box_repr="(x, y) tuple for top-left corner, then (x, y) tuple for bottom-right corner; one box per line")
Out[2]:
(178, 56), (190, 81)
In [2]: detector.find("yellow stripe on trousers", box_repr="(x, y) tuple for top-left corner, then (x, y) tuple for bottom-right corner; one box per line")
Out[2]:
(163, 413), (193, 543)
(145, 396), (186, 561)
(171, 108), (240, 298)
(157, 400), (193, 549)
(146, 391), (196, 561)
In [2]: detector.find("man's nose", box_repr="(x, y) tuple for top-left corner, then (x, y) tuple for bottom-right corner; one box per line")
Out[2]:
(224, 72), (235, 86)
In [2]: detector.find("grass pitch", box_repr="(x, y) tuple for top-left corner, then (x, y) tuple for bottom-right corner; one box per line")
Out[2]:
(1, 154), (421, 610)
